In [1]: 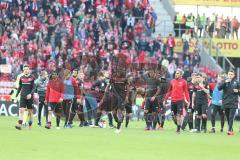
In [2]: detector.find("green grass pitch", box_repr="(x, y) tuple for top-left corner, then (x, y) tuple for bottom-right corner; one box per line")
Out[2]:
(0, 117), (239, 160)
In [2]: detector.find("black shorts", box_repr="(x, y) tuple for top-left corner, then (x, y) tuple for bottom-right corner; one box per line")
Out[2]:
(20, 97), (33, 109)
(111, 92), (126, 111)
(71, 101), (84, 113)
(125, 103), (133, 114)
(48, 102), (62, 113)
(171, 101), (184, 116)
(145, 97), (158, 113)
(98, 92), (112, 112)
(195, 103), (208, 116)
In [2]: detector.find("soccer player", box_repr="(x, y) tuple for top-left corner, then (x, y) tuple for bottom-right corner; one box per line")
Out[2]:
(93, 72), (114, 128)
(45, 71), (64, 129)
(187, 73), (197, 132)
(125, 76), (136, 128)
(62, 67), (81, 128)
(68, 69), (85, 127)
(182, 73), (197, 132)
(218, 70), (239, 135)
(155, 76), (169, 130)
(143, 69), (161, 131)
(14, 71), (27, 127)
(34, 70), (48, 126)
(164, 69), (190, 133)
(15, 65), (35, 130)
(192, 73), (210, 133)
(209, 74), (225, 133)
(109, 52), (129, 133)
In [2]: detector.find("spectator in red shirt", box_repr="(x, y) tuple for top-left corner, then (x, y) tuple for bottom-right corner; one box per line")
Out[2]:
(166, 34), (176, 57)
(232, 16), (239, 40)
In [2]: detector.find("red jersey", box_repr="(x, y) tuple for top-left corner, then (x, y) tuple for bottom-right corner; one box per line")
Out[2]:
(166, 37), (176, 48)
(45, 79), (64, 103)
(165, 78), (190, 103)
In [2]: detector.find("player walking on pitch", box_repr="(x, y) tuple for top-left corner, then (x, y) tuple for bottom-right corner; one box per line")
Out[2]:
(15, 65), (35, 130)
(164, 69), (190, 133)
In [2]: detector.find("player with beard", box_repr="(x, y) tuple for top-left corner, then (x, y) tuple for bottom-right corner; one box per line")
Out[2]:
(164, 69), (190, 133)
(15, 65), (35, 130)
(109, 52), (129, 133)
(143, 68), (161, 131)
(192, 73), (210, 133)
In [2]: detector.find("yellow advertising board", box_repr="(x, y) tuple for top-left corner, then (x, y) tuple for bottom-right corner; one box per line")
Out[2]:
(173, 0), (240, 7)
(174, 38), (196, 53)
(211, 38), (240, 57)
(173, 38), (240, 57)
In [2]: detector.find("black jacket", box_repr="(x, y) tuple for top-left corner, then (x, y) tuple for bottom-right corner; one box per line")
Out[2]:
(218, 79), (239, 109)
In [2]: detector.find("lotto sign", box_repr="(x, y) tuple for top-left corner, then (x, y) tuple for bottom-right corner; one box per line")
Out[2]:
(204, 38), (240, 57)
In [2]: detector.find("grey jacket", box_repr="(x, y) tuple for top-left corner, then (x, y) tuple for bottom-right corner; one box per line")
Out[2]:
(34, 77), (48, 97)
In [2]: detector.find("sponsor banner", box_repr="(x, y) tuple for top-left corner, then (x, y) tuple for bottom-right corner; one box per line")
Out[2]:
(174, 38), (240, 57)
(174, 38), (196, 54)
(173, 0), (240, 7)
(204, 38), (240, 57)
(0, 101), (38, 117)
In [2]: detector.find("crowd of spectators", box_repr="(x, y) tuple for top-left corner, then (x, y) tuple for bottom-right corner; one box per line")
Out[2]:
(174, 12), (239, 39)
(0, 0), (203, 85)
